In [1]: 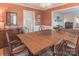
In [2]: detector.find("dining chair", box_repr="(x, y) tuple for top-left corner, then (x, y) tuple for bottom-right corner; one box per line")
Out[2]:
(38, 47), (53, 56)
(39, 25), (46, 31)
(65, 41), (79, 55)
(54, 39), (67, 56)
(64, 34), (79, 56)
(22, 27), (29, 33)
(5, 31), (30, 56)
(6, 30), (23, 48)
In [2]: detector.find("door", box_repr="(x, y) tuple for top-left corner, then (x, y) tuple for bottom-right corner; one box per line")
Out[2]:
(23, 10), (35, 33)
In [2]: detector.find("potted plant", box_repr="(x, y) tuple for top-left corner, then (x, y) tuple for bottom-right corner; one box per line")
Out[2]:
(53, 25), (63, 31)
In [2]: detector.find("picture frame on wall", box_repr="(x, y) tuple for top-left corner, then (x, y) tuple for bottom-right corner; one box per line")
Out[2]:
(6, 12), (17, 26)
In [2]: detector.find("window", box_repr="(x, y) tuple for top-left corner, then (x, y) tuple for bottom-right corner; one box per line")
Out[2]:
(6, 12), (17, 25)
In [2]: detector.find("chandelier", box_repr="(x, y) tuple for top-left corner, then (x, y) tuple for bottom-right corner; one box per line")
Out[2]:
(40, 3), (53, 8)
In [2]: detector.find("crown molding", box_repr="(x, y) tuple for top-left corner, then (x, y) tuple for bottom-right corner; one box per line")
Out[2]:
(43, 3), (69, 10)
(13, 3), (44, 10)
(13, 3), (68, 10)
(53, 5), (79, 12)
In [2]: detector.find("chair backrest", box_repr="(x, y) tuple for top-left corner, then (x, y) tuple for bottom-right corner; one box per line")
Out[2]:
(64, 32), (78, 46)
(54, 39), (66, 55)
(22, 27), (29, 33)
(54, 39), (64, 52)
(55, 39), (64, 46)
(39, 25), (46, 31)
(5, 31), (13, 56)
(6, 31), (10, 43)
(6, 30), (19, 42)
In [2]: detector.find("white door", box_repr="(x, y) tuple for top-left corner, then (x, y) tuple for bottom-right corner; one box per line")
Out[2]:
(23, 10), (35, 33)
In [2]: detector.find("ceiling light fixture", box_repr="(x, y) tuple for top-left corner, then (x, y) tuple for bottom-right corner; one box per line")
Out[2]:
(40, 3), (53, 8)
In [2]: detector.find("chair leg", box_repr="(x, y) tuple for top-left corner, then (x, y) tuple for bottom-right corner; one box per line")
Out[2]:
(50, 45), (56, 56)
(10, 53), (14, 56)
(28, 52), (33, 56)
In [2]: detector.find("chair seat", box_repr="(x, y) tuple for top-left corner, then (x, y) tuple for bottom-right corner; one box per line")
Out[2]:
(14, 49), (29, 56)
(12, 45), (25, 54)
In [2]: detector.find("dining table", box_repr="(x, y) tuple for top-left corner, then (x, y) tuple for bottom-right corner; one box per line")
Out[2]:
(17, 29), (78, 55)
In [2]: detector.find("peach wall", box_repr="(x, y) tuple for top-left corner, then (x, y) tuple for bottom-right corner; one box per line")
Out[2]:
(42, 10), (51, 26)
(42, 3), (79, 26)
(0, 4), (6, 30)
(1, 3), (79, 29)
(0, 3), (43, 30)
(35, 11), (43, 25)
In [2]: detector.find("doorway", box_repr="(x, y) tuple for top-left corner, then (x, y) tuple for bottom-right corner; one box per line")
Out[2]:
(23, 10), (35, 33)
(52, 7), (79, 29)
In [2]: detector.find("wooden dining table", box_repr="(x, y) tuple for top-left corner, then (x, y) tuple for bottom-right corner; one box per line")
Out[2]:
(17, 29), (78, 55)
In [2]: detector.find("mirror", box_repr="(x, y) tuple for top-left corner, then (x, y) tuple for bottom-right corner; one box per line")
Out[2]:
(6, 12), (17, 26)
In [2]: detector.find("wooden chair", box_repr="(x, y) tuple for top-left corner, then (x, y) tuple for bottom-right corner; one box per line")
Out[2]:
(0, 30), (6, 48)
(18, 27), (24, 34)
(22, 27), (29, 33)
(65, 40), (79, 55)
(39, 25), (46, 31)
(54, 39), (67, 56)
(5, 31), (30, 56)
(6, 30), (23, 48)
(38, 47), (53, 56)
(64, 33), (79, 56)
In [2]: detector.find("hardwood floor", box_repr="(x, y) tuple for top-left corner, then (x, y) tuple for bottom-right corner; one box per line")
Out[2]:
(0, 48), (4, 56)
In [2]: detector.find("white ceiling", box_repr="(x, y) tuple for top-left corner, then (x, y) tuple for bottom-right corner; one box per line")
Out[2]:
(15, 3), (66, 10)
(56, 7), (79, 14)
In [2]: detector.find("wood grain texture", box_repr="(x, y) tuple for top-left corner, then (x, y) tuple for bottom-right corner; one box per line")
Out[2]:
(17, 30), (78, 55)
